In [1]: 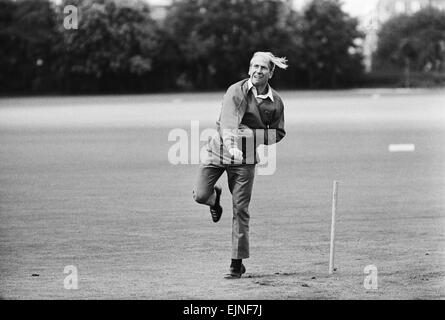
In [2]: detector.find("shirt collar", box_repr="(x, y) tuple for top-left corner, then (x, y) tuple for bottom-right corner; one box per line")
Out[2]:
(247, 79), (274, 102)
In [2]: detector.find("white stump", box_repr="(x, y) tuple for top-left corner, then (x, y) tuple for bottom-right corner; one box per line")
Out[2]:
(329, 181), (339, 275)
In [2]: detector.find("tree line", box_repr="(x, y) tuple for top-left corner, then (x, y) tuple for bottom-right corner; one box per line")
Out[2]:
(0, 0), (444, 94)
(373, 6), (445, 87)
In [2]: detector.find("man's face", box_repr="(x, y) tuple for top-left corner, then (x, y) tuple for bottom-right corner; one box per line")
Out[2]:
(248, 56), (273, 87)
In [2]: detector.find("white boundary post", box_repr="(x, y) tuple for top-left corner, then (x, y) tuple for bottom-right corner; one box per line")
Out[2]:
(329, 181), (339, 275)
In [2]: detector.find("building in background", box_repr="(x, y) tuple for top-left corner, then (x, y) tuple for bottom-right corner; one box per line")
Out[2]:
(376, 0), (445, 21)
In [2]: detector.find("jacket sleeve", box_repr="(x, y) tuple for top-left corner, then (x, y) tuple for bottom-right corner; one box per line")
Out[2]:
(218, 83), (247, 150)
(255, 99), (286, 145)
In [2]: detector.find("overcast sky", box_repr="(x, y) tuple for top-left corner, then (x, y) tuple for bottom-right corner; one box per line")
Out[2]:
(341, 0), (379, 16)
(291, 0), (379, 16)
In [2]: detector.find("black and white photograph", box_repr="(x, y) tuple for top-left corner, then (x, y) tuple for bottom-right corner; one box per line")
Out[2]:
(0, 0), (444, 304)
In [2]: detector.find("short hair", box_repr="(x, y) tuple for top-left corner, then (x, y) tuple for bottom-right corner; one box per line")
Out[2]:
(250, 52), (288, 72)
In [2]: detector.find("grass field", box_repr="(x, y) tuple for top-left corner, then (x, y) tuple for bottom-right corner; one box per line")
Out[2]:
(0, 89), (444, 299)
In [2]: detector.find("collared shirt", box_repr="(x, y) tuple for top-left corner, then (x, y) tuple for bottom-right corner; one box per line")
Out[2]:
(247, 79), (274, 102)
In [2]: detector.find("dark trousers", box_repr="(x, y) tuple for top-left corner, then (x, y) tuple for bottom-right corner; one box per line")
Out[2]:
(193, 163), (256, 259)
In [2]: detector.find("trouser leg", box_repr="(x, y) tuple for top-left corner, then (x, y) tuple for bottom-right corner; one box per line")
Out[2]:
(227, 165), (256, 259)
(192, 163), (225, 206)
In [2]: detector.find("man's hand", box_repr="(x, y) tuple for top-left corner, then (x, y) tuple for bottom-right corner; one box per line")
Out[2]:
(228, 147), (243, 161)
(238, 124), (254, 138)
(238, 128), (254, 138)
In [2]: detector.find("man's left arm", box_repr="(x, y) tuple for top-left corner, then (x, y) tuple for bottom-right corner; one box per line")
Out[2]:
(241, 101), (285, 145)
(262, 101), (285, 145)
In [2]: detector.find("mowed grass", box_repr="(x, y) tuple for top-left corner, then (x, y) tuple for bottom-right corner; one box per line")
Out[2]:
(0, 89), (444, 299)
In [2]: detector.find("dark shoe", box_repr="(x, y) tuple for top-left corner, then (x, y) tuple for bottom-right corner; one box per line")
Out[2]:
(224, 264), (246, 279)
(210, 186), (222, 223)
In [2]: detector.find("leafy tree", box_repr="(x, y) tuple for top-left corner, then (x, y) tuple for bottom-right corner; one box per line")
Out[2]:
(0, 0), (370, 93)
(164, 0), (304, 90)
(374, 7), (445, 86)
(0, 0), (60, 93)
(301, 0), (364, 88)
(56, 0), (160, 92)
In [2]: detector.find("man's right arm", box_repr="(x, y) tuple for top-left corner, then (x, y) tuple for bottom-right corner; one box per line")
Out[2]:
(218, 83), (247, 153)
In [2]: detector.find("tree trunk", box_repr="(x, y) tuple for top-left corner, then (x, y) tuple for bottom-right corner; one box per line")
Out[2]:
(404, 57), (410, 88)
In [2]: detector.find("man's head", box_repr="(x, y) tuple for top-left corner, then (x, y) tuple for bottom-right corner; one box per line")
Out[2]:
(248, 52), (288, 87)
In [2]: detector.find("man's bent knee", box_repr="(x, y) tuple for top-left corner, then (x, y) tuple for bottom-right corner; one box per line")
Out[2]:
(192, 188), (210, 204)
